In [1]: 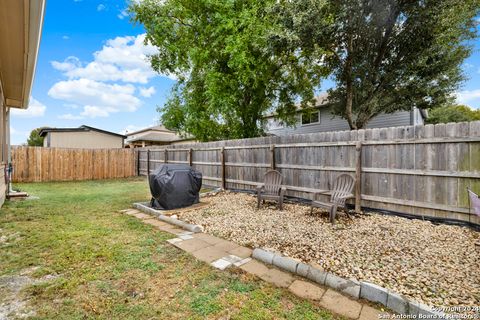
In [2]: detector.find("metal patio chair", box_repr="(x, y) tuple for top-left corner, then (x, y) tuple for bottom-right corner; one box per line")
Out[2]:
(310, 174), (355, 223)
(256, 170), (286, 210)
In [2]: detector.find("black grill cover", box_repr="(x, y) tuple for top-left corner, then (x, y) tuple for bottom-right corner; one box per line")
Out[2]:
(148, 164), (202, 210)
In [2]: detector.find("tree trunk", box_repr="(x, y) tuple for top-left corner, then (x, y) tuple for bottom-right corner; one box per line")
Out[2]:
(345, 33), (356, 130)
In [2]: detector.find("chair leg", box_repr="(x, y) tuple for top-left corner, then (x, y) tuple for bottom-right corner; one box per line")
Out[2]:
(257, 195), (261, 209)
(330, 205), (338, 224)
(279, 197), (283, 211)
(344, 207), (353, 220)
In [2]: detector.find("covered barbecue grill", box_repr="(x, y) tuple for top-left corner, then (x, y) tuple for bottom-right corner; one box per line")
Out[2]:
(149, 164), (202, 210)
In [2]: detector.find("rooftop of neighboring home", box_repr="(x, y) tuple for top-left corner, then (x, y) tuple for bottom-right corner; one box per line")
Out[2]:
(125, 125), (190, 144)
(38, 125), (126, 138)
(264, 93), (428, 119)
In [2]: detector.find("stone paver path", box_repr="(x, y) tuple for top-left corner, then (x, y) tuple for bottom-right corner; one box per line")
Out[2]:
(121, 208), (390, 320)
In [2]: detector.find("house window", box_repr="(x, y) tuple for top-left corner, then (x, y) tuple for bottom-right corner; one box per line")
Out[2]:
(301, 111), (320, 125)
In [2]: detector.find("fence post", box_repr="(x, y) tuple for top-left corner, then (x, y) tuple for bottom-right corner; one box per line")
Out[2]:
(164, 149), (168, 163)
(270, 145), (276, 170)
(136, 150), (140, 176)
(146, 149), (150, 175)
(188, 148), (193, 167)
(220, 147), (226, 190)
(355, 141), (362, 213)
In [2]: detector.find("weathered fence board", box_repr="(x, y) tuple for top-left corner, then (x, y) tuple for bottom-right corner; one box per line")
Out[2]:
(11, 146), (136, 182)
(138, 121), (480, 225)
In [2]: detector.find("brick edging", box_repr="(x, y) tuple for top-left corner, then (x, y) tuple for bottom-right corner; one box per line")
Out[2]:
(252, 248), (447, 318)
(133, 202), (203, 233)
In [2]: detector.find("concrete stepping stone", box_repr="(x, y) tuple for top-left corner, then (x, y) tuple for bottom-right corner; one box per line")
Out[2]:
(167, 238), (183, 245)
(123, 209), (140, 215)
(320, 289), (362, 319)
(143, 219), (168, 228)
(359, 305), (386, 320)
(192, 233), (224, 245)
(228, 246), (252, 258)
(192, 246), (228, 263)
(174, 239), (210, 253)
(213, 240), (239, 252)
(259, 268), (294, 288)
(222, 255), (243, 264)
(211, 258), (232, 270)
(132, 212), (153, 220)
(288, 280), (325, 301)
(233, 257), (251, 267)
(179, 234), (194, 240)
(239, 260), (270, 277)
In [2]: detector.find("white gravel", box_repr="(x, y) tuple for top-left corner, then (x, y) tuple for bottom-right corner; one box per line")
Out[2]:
(182, 191), (480, 307)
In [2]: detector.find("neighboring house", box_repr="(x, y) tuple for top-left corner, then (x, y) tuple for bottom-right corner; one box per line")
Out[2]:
(0, 0), (45, 207)
(39, 126), (126, 149)
(125, 125), (193, 148)
(265, 94), (427, 136)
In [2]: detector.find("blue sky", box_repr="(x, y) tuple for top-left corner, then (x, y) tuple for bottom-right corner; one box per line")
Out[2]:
(9, 0), (480, 144)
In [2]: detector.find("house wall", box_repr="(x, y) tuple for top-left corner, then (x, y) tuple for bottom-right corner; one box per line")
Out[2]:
(47, 131), (124, 149)
(267, 107), (421, 136)
(0, 86), (6, 207)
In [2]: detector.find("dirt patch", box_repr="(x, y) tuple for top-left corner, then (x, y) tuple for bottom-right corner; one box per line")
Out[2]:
(182, 191), (480, 307)
(0, 267), (59, 319)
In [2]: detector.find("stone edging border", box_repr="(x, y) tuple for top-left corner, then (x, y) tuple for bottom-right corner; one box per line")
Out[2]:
(133, 202), (204, 233)
(252, 248), (447, 319)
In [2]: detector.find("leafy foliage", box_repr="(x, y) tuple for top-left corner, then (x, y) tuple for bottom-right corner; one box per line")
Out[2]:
(131, 0), (327, 141)
(426, 104), (480, 124)
(278, 0), (480, 129)
(132, 0), (480, 138)
(27, 127), (47, 146)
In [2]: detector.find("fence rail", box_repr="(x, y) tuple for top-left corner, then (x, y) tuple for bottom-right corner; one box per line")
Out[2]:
(11, 146), (136, 182)
(138, 121), (480, 225)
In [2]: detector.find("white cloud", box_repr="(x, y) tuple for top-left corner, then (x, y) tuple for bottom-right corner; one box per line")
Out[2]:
(139, 86), (156, 98)
(121, 124), (144, 135)
(10, 97), (46, 118)
(58, 113), (84, 120)
(48, 78), (141, 117)
(48, 34), (175, 119)
(9, 127), (29, 140)
(97, 4), (106, 11)
(117, 9), (128, 20)
(63, 103), (80, 109)
(51, 56), (81, 72)
(81, 106), (110, 118)
(50, 34), (166, 84)
(455, 89), (480, 106)
(62, 35), (70, 40)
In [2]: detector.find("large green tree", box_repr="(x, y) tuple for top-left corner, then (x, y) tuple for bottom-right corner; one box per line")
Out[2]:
(426, 104), (480, 124)
(130, 0), (327, 141)
(281, 0), (479, 129)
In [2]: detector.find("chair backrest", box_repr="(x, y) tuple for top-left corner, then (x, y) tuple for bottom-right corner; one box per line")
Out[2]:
(263, 170), (283, 195)
(331, 174), (355, 206)
(467, 188), (480, 216)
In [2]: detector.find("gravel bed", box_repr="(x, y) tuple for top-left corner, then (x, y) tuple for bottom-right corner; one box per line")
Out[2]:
(182, 191), (480, 307)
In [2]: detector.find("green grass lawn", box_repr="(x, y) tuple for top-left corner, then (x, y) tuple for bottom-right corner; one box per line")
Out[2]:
(0, 178), (340, 319)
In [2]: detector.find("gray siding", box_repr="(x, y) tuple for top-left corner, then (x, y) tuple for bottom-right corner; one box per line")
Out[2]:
(267, 107), (420, 136)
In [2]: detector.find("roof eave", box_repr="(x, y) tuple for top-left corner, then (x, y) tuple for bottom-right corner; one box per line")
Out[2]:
(4, 0), (46, 110)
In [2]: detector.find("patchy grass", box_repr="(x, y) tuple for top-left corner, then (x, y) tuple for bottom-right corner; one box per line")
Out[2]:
(0, 178), (341, 319)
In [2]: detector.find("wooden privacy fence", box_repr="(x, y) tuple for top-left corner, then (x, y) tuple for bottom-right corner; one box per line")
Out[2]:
(11, 146), (136, 182)
(138, 121), (480, 225)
